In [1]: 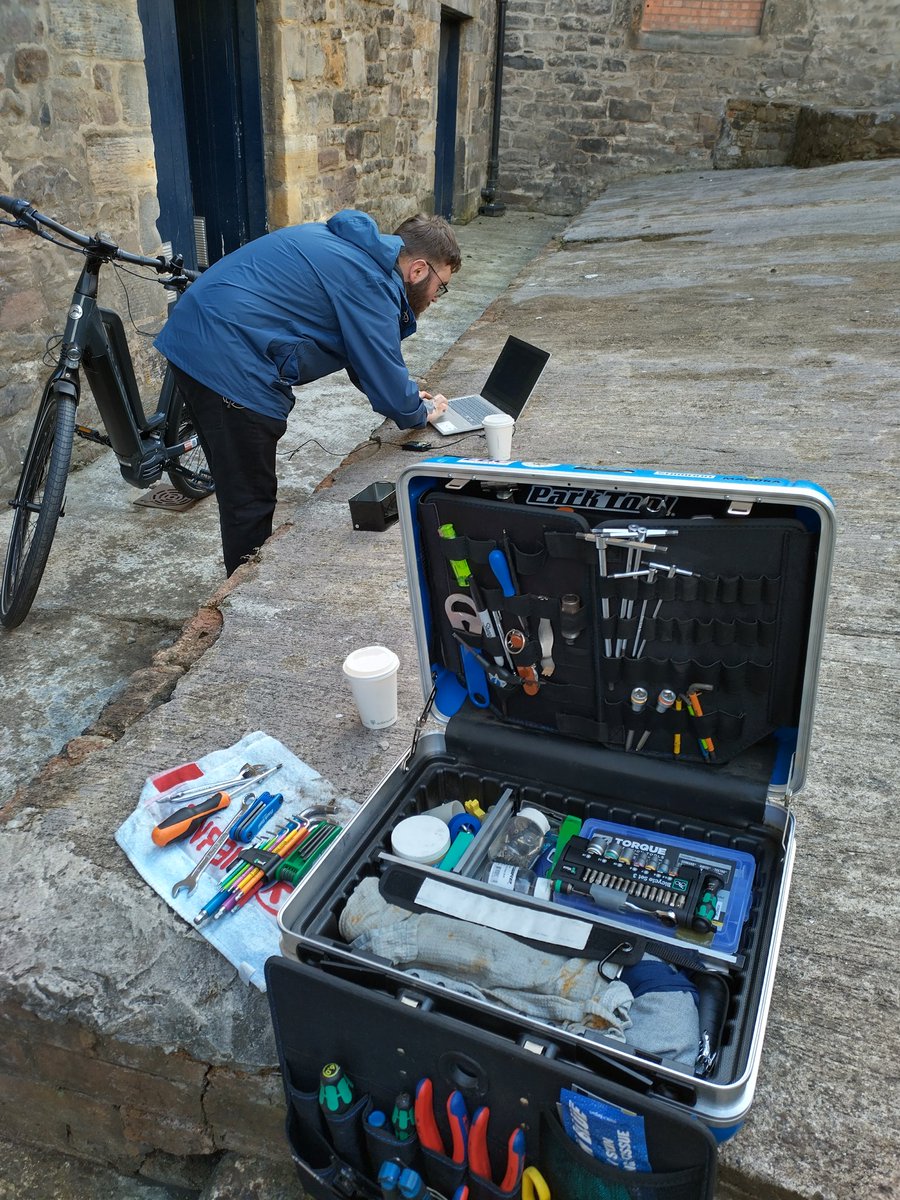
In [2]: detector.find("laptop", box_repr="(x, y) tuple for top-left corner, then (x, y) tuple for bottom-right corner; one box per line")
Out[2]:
(431, 335), (551, 435)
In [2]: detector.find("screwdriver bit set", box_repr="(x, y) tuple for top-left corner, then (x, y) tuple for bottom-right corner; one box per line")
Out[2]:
(272, 457), (835, 1197)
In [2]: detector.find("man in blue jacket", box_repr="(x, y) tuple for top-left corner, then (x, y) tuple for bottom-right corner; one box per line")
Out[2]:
(156, 210), (460, 575)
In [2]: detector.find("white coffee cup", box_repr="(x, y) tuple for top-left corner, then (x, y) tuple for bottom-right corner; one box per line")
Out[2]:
(342, 645), (400, 729)
(482, 412), (515, 460)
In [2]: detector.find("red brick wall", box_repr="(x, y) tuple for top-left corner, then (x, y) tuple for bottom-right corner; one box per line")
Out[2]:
(641, 0), (766, 36)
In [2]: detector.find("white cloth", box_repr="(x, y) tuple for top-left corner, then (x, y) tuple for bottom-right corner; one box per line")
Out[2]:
(340, 876), (634, 1035)
(115, 731), (354, 991)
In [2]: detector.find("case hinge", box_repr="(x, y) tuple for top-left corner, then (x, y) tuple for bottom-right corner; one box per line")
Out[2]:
(398, 988), (434, 1011)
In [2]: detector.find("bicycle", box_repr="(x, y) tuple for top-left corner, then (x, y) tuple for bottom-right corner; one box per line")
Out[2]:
(0, 195), (215, 629)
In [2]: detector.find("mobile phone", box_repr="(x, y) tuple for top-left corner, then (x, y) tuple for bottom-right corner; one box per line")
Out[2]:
(401, 441), (435, 452)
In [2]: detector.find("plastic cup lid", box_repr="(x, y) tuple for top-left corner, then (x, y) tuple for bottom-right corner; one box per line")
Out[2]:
(342, 645), (400, 680)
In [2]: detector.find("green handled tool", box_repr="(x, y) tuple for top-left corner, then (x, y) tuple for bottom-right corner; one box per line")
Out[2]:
(438, 522), (472, 587)
(319, 1062), (354, 1114)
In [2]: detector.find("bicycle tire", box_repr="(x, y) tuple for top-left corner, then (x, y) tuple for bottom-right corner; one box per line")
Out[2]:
(164, 387), (215, 500)
(0, 384), (76, 628)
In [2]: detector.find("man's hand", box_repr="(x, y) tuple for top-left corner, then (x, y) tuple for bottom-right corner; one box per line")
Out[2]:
(420, 389), (449, 424)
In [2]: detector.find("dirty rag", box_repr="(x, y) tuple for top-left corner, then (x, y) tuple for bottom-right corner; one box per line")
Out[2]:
(339, 876), (699, 1064)
(115, 730), (355, 991)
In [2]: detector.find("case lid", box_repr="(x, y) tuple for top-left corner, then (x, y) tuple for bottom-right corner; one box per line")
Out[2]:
(397, 458), (835, 808)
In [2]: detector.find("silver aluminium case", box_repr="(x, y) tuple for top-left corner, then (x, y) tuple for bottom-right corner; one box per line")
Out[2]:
(277, 457), (835, 1133)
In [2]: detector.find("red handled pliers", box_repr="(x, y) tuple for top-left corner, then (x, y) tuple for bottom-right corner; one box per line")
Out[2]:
(414, 1078), (470, 1163)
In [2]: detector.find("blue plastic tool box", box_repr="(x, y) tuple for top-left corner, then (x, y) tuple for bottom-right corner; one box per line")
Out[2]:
(270, 456), (835, 1199)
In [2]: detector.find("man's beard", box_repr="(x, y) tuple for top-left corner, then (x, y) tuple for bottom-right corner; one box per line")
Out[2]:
(405, 277), (431, 318)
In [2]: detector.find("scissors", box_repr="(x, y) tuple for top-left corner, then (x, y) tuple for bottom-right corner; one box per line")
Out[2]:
(522, 1166), (551, 1200)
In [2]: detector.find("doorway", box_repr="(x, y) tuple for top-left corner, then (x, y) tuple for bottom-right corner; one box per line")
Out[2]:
(435, 13), (462, 220)
(139, 0), (268, 268)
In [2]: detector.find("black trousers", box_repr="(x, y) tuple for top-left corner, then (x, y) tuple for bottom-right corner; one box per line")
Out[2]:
(170, 366), (288, 576)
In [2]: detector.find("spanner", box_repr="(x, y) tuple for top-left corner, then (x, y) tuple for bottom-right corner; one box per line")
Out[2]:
(158, 762), (282, 807)
(171, 793), (257, 898)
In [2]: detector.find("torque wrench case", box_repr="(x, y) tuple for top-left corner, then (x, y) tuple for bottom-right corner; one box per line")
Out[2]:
(269, 457), (835, 1199)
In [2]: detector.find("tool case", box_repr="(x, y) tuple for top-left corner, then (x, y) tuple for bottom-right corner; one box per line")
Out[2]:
(268, 457), (835, 1199)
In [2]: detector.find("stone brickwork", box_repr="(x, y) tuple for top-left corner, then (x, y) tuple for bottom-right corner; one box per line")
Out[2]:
(792, 103), (900, 167)
(259, 0), (496, 233)
(713, 97), (803, 166)
(712, 100), (900, 167)
(497, 0), (900, 213)
(0, 0), (169, 490)
(0, 1002), (286, 1189)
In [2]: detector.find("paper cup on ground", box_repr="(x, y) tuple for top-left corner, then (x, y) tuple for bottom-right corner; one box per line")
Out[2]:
(342, 645), (400, 729)
(482, 412), (515, 460)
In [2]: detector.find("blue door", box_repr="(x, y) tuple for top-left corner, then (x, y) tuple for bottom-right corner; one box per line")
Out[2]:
(435, 15), (461, 220)
(139, 0), (267, 268)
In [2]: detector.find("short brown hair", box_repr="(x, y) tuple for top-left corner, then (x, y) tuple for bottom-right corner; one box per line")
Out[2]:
(395, 213), (461, 273)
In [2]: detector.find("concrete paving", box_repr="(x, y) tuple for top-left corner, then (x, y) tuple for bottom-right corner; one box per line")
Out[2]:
(1, 160), (899, 1200)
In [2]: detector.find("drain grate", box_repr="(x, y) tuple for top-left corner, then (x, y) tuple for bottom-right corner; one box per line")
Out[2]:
(133, 485), (198, 512)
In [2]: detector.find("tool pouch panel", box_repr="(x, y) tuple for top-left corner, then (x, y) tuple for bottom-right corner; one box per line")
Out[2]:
(418, 491), (602, 737)
(581, 517), (816, 764)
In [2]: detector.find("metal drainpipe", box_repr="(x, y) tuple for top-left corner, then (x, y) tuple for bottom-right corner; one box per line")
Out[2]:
(479, 0), (507, 216)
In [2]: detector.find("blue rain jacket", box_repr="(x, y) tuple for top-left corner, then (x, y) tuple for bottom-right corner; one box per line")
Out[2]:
(154, 210), (426, 427)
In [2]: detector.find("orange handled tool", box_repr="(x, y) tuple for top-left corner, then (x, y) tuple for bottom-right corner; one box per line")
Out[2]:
(152, 791), (230, 847)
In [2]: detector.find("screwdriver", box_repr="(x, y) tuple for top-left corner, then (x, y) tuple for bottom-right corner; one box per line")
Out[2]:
(319, 1062), (354, 1114)
(391, 1091), (415, 1141)
(152, 791), (231, 847)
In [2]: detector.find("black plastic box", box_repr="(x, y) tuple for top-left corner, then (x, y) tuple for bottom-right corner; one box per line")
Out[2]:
(349, 481), (398, 531)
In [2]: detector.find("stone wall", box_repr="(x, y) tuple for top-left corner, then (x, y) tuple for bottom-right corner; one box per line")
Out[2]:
(712, 100), (900, 168)
(260, 0), (496, 233)
(792, 103), (900, 168)
(0, 0), (167, 490)
(497, 0), (900, 213)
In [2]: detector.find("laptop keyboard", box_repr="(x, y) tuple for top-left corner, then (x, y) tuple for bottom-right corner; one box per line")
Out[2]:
(450, 395), (494, 422)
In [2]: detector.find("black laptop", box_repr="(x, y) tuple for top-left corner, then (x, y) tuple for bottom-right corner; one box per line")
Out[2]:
(431, 336), (551, 435)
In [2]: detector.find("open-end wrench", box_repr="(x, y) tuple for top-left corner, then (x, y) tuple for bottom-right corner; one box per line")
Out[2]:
(158, 762), (282, 807)
(171, 792), (258, 898)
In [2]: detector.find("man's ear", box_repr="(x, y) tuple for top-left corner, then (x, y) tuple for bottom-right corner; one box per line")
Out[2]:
(399, 252), (426, 285)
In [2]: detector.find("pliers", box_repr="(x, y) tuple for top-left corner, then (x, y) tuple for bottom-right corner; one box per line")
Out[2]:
(522, 1166), (551, 1200)
(468, 1107), (526, 1192)
(414, 1078), (469, 1163)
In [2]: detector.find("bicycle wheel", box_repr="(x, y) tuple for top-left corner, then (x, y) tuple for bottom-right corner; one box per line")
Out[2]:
(1, 383), (76, 628)
(163, 385), (215, 500)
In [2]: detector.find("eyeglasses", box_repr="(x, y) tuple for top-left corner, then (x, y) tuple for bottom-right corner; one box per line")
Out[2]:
(424, 261), (449, 297)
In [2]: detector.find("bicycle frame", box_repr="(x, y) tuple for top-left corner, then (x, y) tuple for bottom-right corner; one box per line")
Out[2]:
(0, 194), (213, 628)
(55, 248), (189, 488)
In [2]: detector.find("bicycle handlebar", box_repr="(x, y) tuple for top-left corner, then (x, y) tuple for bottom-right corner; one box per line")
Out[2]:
(0, 193), (197, 281)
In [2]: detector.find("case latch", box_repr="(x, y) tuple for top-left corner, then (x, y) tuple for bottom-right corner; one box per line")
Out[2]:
(727, 498), (755, 516)
(398, 988), (434, 1012)
(517, 1035), (559, 1057)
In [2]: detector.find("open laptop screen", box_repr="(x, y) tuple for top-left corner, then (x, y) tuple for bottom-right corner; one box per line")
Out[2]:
(482, 336), (552, 417)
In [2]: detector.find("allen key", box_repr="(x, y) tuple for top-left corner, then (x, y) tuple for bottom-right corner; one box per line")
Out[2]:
(635, 562), (695, 658)
(579, 529), (661, 657)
